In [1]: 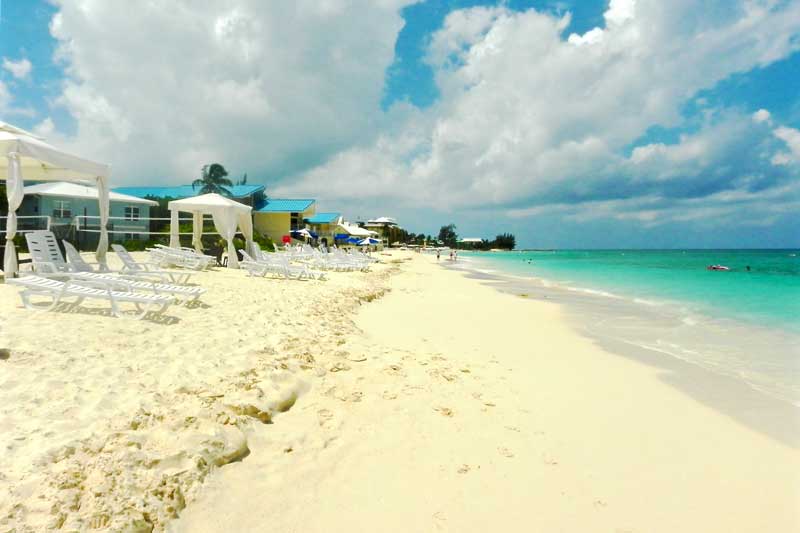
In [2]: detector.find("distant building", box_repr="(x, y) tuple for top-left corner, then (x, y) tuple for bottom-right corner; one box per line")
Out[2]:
(363, 216), (400, 245)
(20, 182), (157, 243)
(304, 212), (341, 247)
(113, 184), (266, 206)
(253, 198), (316, 244)
(110, 184), (327, 245)
(457, 237), (485, 249)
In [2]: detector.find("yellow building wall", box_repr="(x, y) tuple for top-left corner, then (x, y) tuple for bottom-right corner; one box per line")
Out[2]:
(254, 212), (290, 242)
(254, 207), (317, 243)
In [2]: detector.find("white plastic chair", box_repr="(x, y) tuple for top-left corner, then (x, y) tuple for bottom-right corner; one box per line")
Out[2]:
(6, 275), (175, 319)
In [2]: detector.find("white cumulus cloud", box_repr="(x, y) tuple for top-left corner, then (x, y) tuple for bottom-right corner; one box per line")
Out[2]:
(37, 0), (800, 236)
(45, 0), (417, 183)
(2, 58), (32, 80)
(772, 126), (800, 165)
(752, 108), (771, 123)
(288, 0), (800, 227)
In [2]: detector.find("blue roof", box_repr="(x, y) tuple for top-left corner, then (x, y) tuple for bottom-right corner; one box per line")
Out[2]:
(305, 212), (340, 224)
(113, 184), (265, 200)
(255, 198), (315, 213)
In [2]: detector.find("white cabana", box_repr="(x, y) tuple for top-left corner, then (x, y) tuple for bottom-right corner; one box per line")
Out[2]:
(0, 122), (111, 278)
(167, 193), (255, 269)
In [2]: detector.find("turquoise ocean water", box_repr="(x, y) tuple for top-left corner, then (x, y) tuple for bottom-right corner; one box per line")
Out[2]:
(457, 249), (800, 405)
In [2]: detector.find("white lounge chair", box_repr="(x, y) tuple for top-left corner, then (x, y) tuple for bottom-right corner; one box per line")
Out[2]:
(257, 249), (327, 280)
(26, 236), (205, 302)
(6, 275), (175, 319)
(151, 244), (216, 270)
(68, 271), (206, 302)
(112, 244), (196, 284)
(24, 231), (78, 276)
(240, 250), (325, 280)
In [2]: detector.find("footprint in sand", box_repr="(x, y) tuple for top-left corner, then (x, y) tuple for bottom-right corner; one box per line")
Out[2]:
(498, 447), (515, 458)
(457, 464), (470, 474)
(317, 409), (334, 426)
(542, 453), (558, 465)
(382, 391), (398, 400)
(434, 406), (454, 417)
(328, 362), (350, 373)
(385, 364), (405, 376)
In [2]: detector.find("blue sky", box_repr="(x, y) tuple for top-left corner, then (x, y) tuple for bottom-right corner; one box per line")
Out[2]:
(1, 0), (799, 248)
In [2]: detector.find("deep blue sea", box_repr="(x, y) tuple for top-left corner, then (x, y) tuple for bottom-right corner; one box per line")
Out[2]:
(456, 249), (800, 406)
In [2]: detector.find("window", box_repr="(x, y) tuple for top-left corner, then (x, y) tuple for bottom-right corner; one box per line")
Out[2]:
(124, 206), (140, 221)
(53, 201), (71, 219)
(290, 212), (302, 230)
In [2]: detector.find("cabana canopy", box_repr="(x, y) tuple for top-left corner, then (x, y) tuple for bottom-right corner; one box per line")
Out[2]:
(0, 122), (111, 277)
(167, 193), (255, 269)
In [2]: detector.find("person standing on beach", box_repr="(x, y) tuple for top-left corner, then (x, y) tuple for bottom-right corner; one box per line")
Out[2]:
(436, 250), (440, 261)
(454, 250), (458, 262)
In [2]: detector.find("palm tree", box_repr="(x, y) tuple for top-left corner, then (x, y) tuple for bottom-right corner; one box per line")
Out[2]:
(193, 163), (233, 195)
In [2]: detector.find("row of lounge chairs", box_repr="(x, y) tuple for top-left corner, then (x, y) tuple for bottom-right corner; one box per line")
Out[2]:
(279, 244), (376, 272)
(148, 244), (217, 270)
(5, 233), (377, 319)
(239, 249), (326, 280)
(6, 232), (206, 319)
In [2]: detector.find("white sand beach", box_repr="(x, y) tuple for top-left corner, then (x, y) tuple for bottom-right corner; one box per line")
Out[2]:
(1, 252), (798, 532)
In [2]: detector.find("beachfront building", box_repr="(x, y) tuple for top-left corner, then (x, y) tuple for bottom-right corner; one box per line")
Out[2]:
(335, 221), (381, 249)
(304, 212), (341, 248)
(362, 216), (401, 245)
(19, 182), (157, 244)
(114, 184), (266, 207)
(253, 198), (316, 244)
(457, 237), (485, 249)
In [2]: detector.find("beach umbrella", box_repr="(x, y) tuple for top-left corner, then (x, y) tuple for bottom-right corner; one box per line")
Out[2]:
(358, 237), (380, 245)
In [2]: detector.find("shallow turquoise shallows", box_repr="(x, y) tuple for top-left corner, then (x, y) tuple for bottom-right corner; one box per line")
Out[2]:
(457, 249), (800, 406)
(463, 249), (800, 333)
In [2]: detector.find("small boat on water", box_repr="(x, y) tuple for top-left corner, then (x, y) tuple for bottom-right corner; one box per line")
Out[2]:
(707, 265), (730, 271)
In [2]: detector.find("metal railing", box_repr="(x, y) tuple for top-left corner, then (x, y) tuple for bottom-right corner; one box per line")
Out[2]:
(72, 215), (247, 239)
(0, 215), (52, 234)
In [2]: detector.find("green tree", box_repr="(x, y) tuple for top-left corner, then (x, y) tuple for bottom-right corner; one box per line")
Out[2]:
(438, 224), (458, 248)
(193, 163), (233, 195)
(493, 233), (516, 250)
(236, 173), (248, 186)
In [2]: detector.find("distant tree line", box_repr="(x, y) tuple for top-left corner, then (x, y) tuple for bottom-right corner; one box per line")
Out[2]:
(387, 223), (514, 250)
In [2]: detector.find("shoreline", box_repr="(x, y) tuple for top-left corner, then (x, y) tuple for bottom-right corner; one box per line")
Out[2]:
(447, 253), (800, 410)
(174, 253), (800, 533)
(456, 249), (800, 335)
(446, 262), (800, 448)
(1, 251), (797, 531)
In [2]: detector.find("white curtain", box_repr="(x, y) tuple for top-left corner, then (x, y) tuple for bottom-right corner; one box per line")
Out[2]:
(238, 211), (257, 258)
(192, 211), (203, 252)
(211, 208), (240, 269)
(169, 209), (180, 248)
(3, 152), (24, 277)
(95, 175), (110, 270)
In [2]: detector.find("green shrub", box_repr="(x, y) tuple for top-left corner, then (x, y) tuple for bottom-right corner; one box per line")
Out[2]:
(253, 231), (275, 252)
(121, 239), (148, 251)
(13, 234), (28, 253)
